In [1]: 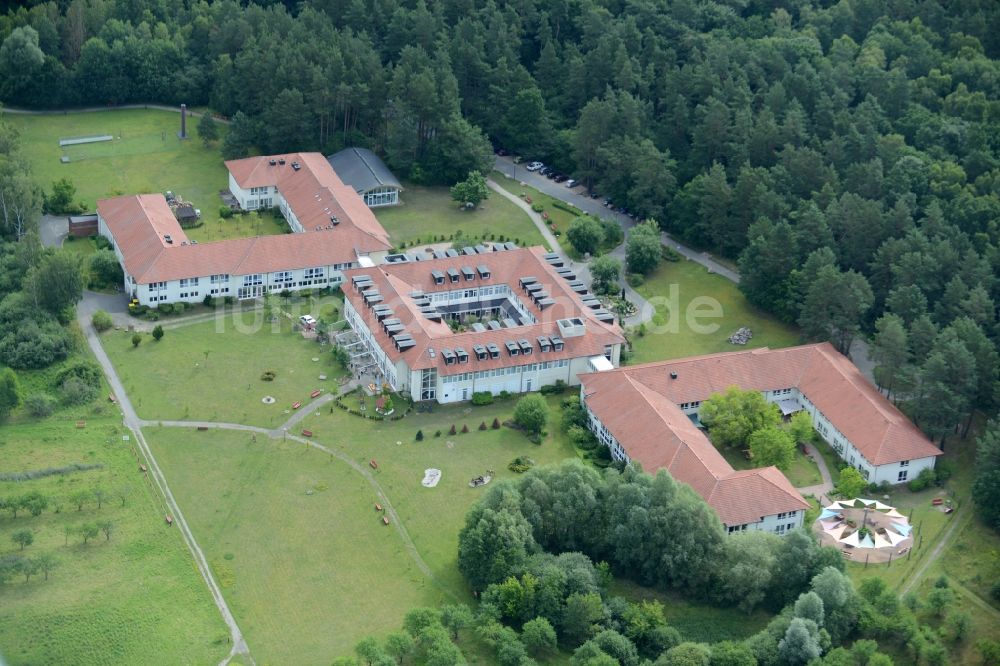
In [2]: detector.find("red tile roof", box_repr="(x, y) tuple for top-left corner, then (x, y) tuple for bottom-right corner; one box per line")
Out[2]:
(342, 247), (626, 373)
(97, 154), (392, 284)
(581, 370), (808, 526)
(583, 344), (941, 466)
(225, 152), (389, 245)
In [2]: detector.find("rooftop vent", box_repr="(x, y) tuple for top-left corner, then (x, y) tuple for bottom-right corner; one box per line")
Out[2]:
(557, 317), (586, 338)
(164, 234), (173, 244)
(291, 161), (301, 171)
(669, 371), (678, 379)
(278, 158), (286, 165)
(329, 216), (340, 225)
(268, 159), (277, 166)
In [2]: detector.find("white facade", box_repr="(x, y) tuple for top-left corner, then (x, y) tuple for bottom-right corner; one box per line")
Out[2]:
(344, 296), (621, 403)
(677, 386), (937, 487)
(227, 174), (303, 232)
(582, 395), (805, 535)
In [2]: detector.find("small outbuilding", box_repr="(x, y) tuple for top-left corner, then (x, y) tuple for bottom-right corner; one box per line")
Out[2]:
(326, 147), (402, 207)
(174, 204), (198, 226)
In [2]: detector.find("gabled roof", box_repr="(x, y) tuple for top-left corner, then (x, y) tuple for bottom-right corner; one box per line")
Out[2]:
(326, 148), (402, 195)
(581, 370), (808, 526)
(225, 152), (390, 246)
(342, 247), (625, 373)
(583, 344), (941, 467)
(97, 191), (391, 284)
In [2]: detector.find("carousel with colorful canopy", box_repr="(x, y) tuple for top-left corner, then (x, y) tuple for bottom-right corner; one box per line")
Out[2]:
(813, 498), (913, 562)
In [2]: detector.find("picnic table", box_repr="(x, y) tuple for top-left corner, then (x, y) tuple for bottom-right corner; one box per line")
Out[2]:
(374, 503), (383, 512)
(301, 429), (313, 437)
(310, 389), (321, 398)
(165, 515), (174, 526)
(369, 459), (379, 470)
(138, 464), (147, 473)
(382, 516), (390, 526)
(109, 393), (117, 404)
(292, 401), (302, 410)
(932, 498), (944, 506)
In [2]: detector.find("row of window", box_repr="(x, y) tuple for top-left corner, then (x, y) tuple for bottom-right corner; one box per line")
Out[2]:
(180, 277), (199, 287)
(249, 186), (271, 196)
(774, 522), (797, 535)
(679, 400), (701, 410)
(440, 360), (570, 383)
(772, 388), (793, 395)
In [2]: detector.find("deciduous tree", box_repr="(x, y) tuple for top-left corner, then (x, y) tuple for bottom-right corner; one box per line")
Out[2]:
(699, 387), (780, 449)
(748, 426), (795, 470)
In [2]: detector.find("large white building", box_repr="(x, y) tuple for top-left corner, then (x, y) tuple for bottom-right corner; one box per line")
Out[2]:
(579, 344), (943, 535)
(341, 247), (626, 402)
(97, 153), (392, 306)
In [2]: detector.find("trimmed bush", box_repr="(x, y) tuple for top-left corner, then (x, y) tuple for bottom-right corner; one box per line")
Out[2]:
(479, 421), (487, 430)
(260, 370), (276, 381)
(461, 424), (469, 434)
(471, 391), (494, 405)
(449, 425), (457, 436)
(491, 418), (501, 429)
(415, 430), (424, 441)
(157, 303), (174, 315)
(151, 325), (164, 341)
(626, 273), (645, 287)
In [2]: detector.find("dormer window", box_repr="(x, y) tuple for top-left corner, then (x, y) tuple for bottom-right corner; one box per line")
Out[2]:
(456, 348), (469, 363)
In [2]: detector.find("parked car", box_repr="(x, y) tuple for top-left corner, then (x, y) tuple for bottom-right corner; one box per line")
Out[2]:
(553, 174), (568, 183)
(603, 198), (613, 207)
(526, 161), (544, 171)
(299, 315), (317, 327)
(545, 170), (559, 179)
(565, 179), (578, 188)
(539, 166), (552, 176)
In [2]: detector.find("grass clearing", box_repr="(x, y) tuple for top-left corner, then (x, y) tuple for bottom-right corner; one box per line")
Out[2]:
(145, 396), (576, 662)
(375, 184), (547, 250)
(102, 299), (347, 427)
(609, 578), (772, 643)
(6, 109), (227, 221)
(184, 209), (289, 244)
(0, 418), (227, 666)
(628, 259), (801, 363)
(717, 444), (823, 488)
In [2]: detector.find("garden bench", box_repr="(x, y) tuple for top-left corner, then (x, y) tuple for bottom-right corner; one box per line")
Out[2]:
(109, 393), (117, 403)
(292, 401), (302, 409)
(369, 459), (378, 470)
(301, 429), (313, 437)
(165, 515), (173, 526)
(932, 498), (944, 506)
(197, 426), (208, 431)
(310, 390), (321, 398)
(382, 516), (390, 526)
(374, 503), (383, 512)
(139, 464), (147, 472)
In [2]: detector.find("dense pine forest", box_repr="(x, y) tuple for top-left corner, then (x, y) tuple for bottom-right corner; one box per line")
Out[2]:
(1, 0), (1000, 525)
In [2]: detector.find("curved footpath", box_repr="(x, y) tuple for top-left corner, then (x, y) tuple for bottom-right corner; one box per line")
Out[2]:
(492, 157), (877, 381)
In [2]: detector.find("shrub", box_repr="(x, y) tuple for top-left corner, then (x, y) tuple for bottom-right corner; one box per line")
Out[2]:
(471, 391), (494, 405)
(907, 467), (936, 492)
(151, 325), (164, 341)
(449, 425), (457, 436)
(539, 380), (567, 395)
(131, 333), (142, 348)
(508, 456), (535, 473)
(513, 394), (549, 436)
(94, 235), (112, 250)
(143, 310), (159, 321)
(492, 418), (501, 429)
(203, 294), (216, 308)
(551, 200), (578, 215)
(626, 273), (645, 288)
(60, 376), (98, 406)
(434, 430), (442, 437)
(498, 390), (511, 401)
(461, 424), (469, 434)
(157, 303), (174, 315)
(662, 245), (682, 261)
(260, 370), (276, 381)
(531, 202), (545, 213)
(56, 360), (102, 390)
(224, 296), (235, 305)
(479, 421), (487, 430)
(25, 393), (57, 418)
(174, 302), (186, 314)
(415, 430), (424, 441)
(90, 310), (113, 332)
(219, 206), (233, 219)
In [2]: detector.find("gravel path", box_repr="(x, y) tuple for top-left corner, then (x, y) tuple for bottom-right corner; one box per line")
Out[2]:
(899, 508), (967, 598)
(795, 442), (834, 499)
(78, 308), (253, 666)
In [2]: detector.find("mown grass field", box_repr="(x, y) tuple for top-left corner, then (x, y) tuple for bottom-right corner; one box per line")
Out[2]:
(0, 418), (227, 666)
(102, 299), (347, 427)
(145, 396), (577, 663)
(628, 259), (801, 363)
(185, 209), (289, 244)
(374, 184), (547, 250)
(5, 109), (227, 221)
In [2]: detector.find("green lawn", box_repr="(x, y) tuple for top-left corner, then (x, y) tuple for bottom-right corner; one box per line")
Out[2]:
(375, 184), (548, 250)
(185, 209), (289, 244)
(144, 397), (577, 663)
(0, 418), (228, 666)
(608, 578), (772, 643)
(628, 259), (801, 363)
(6, 109), (228, 222)
(717, 443), (823, 488)
(102, 299), (348, 427)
